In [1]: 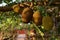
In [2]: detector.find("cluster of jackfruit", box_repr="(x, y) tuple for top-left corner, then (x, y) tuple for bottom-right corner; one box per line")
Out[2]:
(32, 9), (53, 31)
(12, 4), (54, 31)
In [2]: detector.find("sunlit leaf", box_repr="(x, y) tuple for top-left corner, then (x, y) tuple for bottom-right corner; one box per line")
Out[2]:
(16, 0), (22, 2)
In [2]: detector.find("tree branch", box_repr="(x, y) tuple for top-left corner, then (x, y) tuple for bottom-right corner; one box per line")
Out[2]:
(0, 6), (13, 12)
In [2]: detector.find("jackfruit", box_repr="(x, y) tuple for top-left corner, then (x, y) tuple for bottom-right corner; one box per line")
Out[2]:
(42, 16), (53, 31)
(22, 7), (33, 23)
(33, 10), (42, 25)
(12, 4), (20, 13)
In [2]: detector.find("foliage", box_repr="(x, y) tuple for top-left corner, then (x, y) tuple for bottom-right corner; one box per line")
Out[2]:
(0, 11), (21, 31)
(3, 0), (12, 4)
(0, 0), (54, 6)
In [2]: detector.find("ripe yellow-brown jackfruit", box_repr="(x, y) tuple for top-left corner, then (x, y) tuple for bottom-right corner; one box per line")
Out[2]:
(12, 4), (20, 13)
(22, 7), (33, 23)
(33, 10), (42, 25)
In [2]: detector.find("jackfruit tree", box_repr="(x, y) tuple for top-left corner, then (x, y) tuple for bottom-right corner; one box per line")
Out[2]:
(0, 0), (60, 40)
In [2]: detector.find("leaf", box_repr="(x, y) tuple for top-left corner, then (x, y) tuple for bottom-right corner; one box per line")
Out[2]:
(3, 0), (12, 4)
(16, 0), (21, 2)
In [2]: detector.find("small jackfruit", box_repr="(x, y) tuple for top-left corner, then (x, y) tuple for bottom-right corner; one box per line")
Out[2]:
(12, 4), (20, 13)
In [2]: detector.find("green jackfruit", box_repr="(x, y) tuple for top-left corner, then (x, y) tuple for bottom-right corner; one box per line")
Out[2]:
(42, 16), (53, 31)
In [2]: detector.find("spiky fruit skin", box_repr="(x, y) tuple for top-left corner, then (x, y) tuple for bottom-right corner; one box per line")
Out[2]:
(19, 7), (24, 14)
(42, 16), (53, 31)
(33, 11), (42, 25)
(12, 4), (20, 13)
(22, 7), (33, 23)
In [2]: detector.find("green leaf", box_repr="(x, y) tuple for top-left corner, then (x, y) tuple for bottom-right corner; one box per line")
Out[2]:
(16, 0), (22, 2)
(3, 0), (12, 4)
